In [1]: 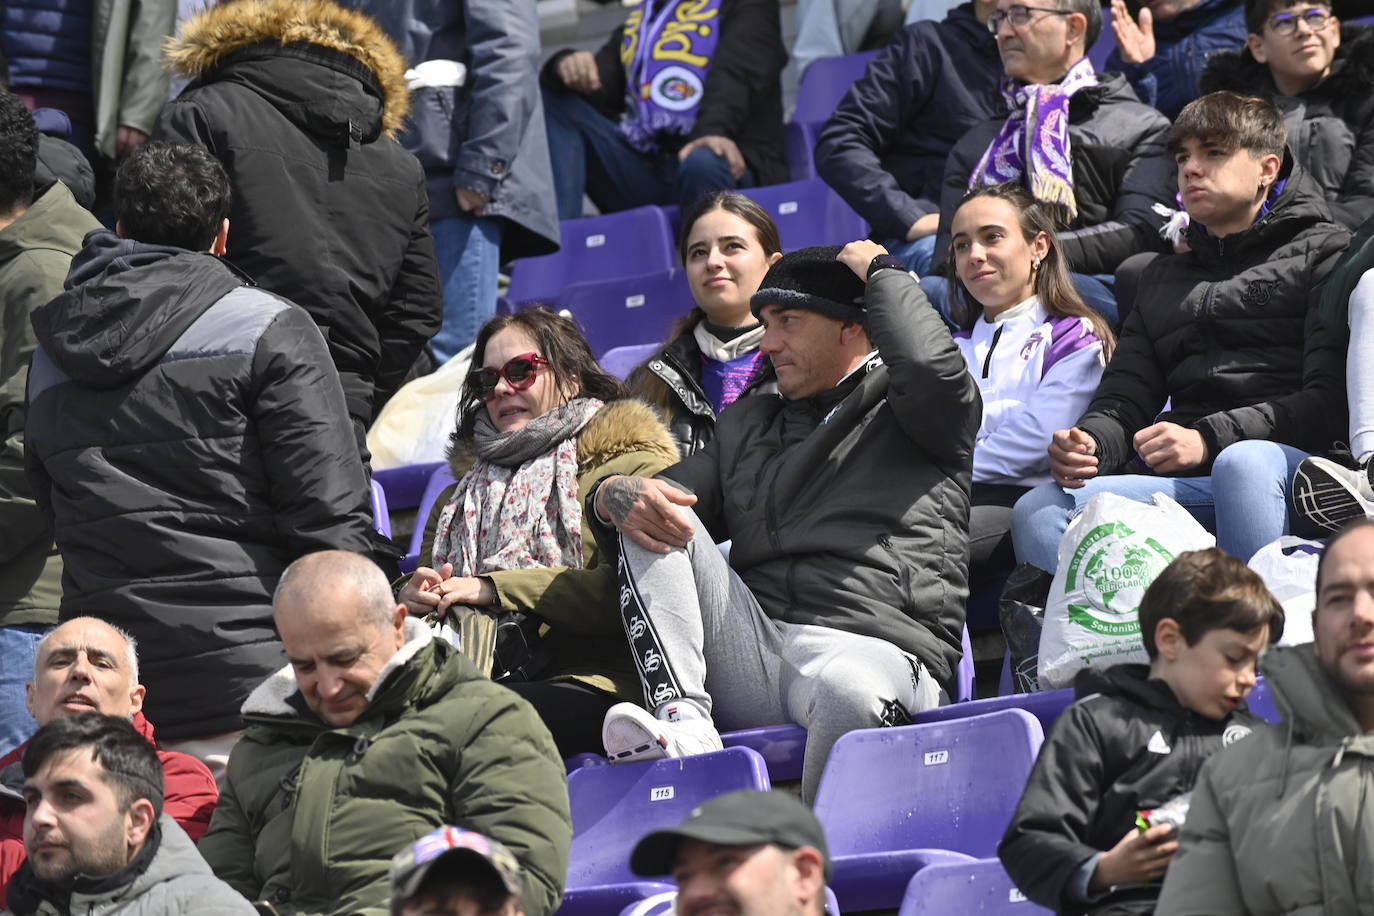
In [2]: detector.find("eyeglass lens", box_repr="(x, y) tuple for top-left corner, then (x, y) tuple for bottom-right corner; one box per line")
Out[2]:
(1271, 9), (1329, 34)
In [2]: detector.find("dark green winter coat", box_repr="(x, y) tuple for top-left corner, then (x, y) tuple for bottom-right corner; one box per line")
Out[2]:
(1157, 644), (1374, 914)
(199, 621), (571, 916)
(0, 181), (99, 627)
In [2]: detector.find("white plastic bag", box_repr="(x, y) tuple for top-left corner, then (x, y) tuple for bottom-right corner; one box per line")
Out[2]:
(1247, 535), (1322, 646)
(366, 346), (472, 470)
(1039, 492), (1215, 688)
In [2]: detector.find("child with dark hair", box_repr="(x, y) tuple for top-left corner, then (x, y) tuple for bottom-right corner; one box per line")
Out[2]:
(1012, 91), (1351, 572)
(999, 547), (1283, 915)
(1200, 0), (1374, 230)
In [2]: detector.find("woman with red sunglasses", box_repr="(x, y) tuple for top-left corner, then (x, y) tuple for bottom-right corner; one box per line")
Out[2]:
(397, 308), (679, 756)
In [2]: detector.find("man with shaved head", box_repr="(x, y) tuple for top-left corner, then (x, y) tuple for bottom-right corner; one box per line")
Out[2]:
(0, 617), (219, 900)
(199, 550), (572, 916)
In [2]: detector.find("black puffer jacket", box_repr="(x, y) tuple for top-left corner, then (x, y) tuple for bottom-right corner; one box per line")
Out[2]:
(1200, 25), (1374, 231)
(157, 0), (442, 427)
(934, 72), (1174, 276)
(999, 664), (1264, 916)
(1076, 159), (1351, 476)
(541, 0), (789, 188)
(814, 3), (1001, 241)
(602, 268), (980, 688)
(626, 324), (777, 457)
(25, 231), (374, 740)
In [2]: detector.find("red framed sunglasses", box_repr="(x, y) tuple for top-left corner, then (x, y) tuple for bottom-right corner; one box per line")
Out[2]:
(468, 352), (551, 401)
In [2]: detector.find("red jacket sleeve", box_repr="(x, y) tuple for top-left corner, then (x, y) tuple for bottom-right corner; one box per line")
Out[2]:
(157, 750), (219, 843)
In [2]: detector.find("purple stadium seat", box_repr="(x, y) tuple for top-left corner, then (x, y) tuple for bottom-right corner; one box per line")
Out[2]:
(369, 478), (391, 538)
(1247, 676), (1281, 724)
(898, 857), (1053, 916)
(400, 463), (457, 575)
(1088, 6), (1117, 71)
(794, 51), (881, 127)
(814, 709), (1045, 912)
(559, 747), (770, 916)
(599, 342), (663, 380)
(721, 723), (808, 783)
(565, 753), (609, 774)
(559, 269), (696, 357)
(373, 461), (445, 514)
(958, 626), (976, 702)
(785, 120), (818, 180)
(1350, 15), (1374, 25)
(508, 207), (677, 309)
(914, 689), (1075, 741)
(743, 179), (869, 251)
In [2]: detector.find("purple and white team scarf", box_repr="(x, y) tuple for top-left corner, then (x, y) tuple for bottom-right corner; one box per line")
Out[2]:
(969, 56), (1098, 221)
(617, 0), (723, 154)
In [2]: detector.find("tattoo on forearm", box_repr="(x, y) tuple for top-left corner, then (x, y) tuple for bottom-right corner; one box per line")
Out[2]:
(604, 477), (644, 527)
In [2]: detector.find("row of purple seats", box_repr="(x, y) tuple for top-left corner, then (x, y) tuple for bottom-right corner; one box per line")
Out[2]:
(618, 886), (843, 915)
(786, 50), (880, 180)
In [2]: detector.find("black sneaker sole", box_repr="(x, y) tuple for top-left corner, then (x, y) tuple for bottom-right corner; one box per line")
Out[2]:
(1293, 460), (1374, 534)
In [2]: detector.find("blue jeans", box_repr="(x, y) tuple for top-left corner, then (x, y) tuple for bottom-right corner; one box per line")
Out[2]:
(542, 88), (755, 220)
(0, 624), (46, 756)
(918, 272), (1120, 331)
(430, 215), (503, 363)
(1011, 440), (1312, 571)
(885, 234), (938, 276)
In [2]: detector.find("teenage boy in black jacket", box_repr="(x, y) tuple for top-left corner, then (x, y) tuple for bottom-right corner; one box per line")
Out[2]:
(999, 548), (1283, 915)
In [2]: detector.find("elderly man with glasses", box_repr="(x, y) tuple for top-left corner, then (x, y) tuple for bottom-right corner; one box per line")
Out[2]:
(927, 0), (1175, 329)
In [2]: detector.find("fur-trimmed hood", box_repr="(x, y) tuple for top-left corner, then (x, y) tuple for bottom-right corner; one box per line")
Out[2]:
(165, 0), (409, 137)
(1200, 24), (1374, 100)
(448, 398), (681, 480)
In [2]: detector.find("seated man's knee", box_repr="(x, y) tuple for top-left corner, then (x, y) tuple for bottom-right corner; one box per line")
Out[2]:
(676, 147), (735, 187)
(1210, 439), (1285, 485)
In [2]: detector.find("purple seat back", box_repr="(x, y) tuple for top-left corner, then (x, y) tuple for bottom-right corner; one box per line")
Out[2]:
(898, 858), (1053, 916)
(560, 270), (696, 356)
(565, 747), (771, 890)
(369, 478), (391, 538)
(617, 886), (842, 916)
(743, 179), (869, 251)
(793, 51), (880, 127)
(400, 463), (457, 574)
(957, 626), (975, 702)
(1088, 6), (1117, 71)
(599, 343), (663, 381)
(1247, 676), (1280, 724)
(721, 723), (808, 782)
(785, 121), (818, 181)
(914, 688), (1075, 737)
(815, 709), (1044, 859)
(508, 207), (677, 308)
(373, 461), (445, 513)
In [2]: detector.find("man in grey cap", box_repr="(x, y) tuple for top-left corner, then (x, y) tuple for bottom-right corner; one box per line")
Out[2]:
(390, 826), (526, 916)
(630, 789), (831, 916)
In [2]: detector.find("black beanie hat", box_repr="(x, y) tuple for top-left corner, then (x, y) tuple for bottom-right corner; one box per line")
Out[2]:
(750, 245), (867, 324)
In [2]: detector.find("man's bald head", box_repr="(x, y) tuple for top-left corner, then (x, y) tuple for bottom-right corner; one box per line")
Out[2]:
(274, 550), (397, 629)
(273, 551), (409, 727)
(28, 618), (145, 725)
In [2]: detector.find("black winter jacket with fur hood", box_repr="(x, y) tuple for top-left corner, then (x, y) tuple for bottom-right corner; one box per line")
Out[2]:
(1201, 25), (1374, 230)
(157, 0), (442, 429)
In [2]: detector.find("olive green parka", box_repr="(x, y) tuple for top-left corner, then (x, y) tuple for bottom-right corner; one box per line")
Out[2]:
(199, 620), (571, 916)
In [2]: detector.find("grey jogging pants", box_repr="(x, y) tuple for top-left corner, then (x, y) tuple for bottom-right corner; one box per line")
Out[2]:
(616, 507), (942, 801)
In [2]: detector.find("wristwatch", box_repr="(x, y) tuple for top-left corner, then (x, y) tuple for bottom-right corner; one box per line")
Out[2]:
(867, 253), (907, 281)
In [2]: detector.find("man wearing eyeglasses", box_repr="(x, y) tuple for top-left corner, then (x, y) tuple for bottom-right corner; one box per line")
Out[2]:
(1105, 0), (1249, 120)
(931, 0), (1175, 327)
(1201, 1), (1372, 230)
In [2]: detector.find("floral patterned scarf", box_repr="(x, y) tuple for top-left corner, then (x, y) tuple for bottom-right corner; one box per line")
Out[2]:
(432, 398), (604, 576)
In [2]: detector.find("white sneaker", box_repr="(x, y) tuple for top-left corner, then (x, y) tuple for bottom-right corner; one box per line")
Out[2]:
(602, 702), (723, 763)
(1292, 456), (1374, 533)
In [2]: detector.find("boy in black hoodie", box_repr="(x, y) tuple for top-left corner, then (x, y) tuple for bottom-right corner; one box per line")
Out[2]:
(999, 548), (1284, 915)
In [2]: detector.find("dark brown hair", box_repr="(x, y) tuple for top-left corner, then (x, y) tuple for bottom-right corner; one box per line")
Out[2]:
(454, 308), (624, 441)
(1169, 91), (1288, 159)
(1138, 548), (1285, 659)
(628, 192), (782, 417)
(1244, 0), (1332, 35)
(1315, 517), (1374, 596)
(947, 182), (1116, 358)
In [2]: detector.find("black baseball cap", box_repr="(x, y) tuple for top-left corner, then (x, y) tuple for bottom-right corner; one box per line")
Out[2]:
(629, 789), (831, 880)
